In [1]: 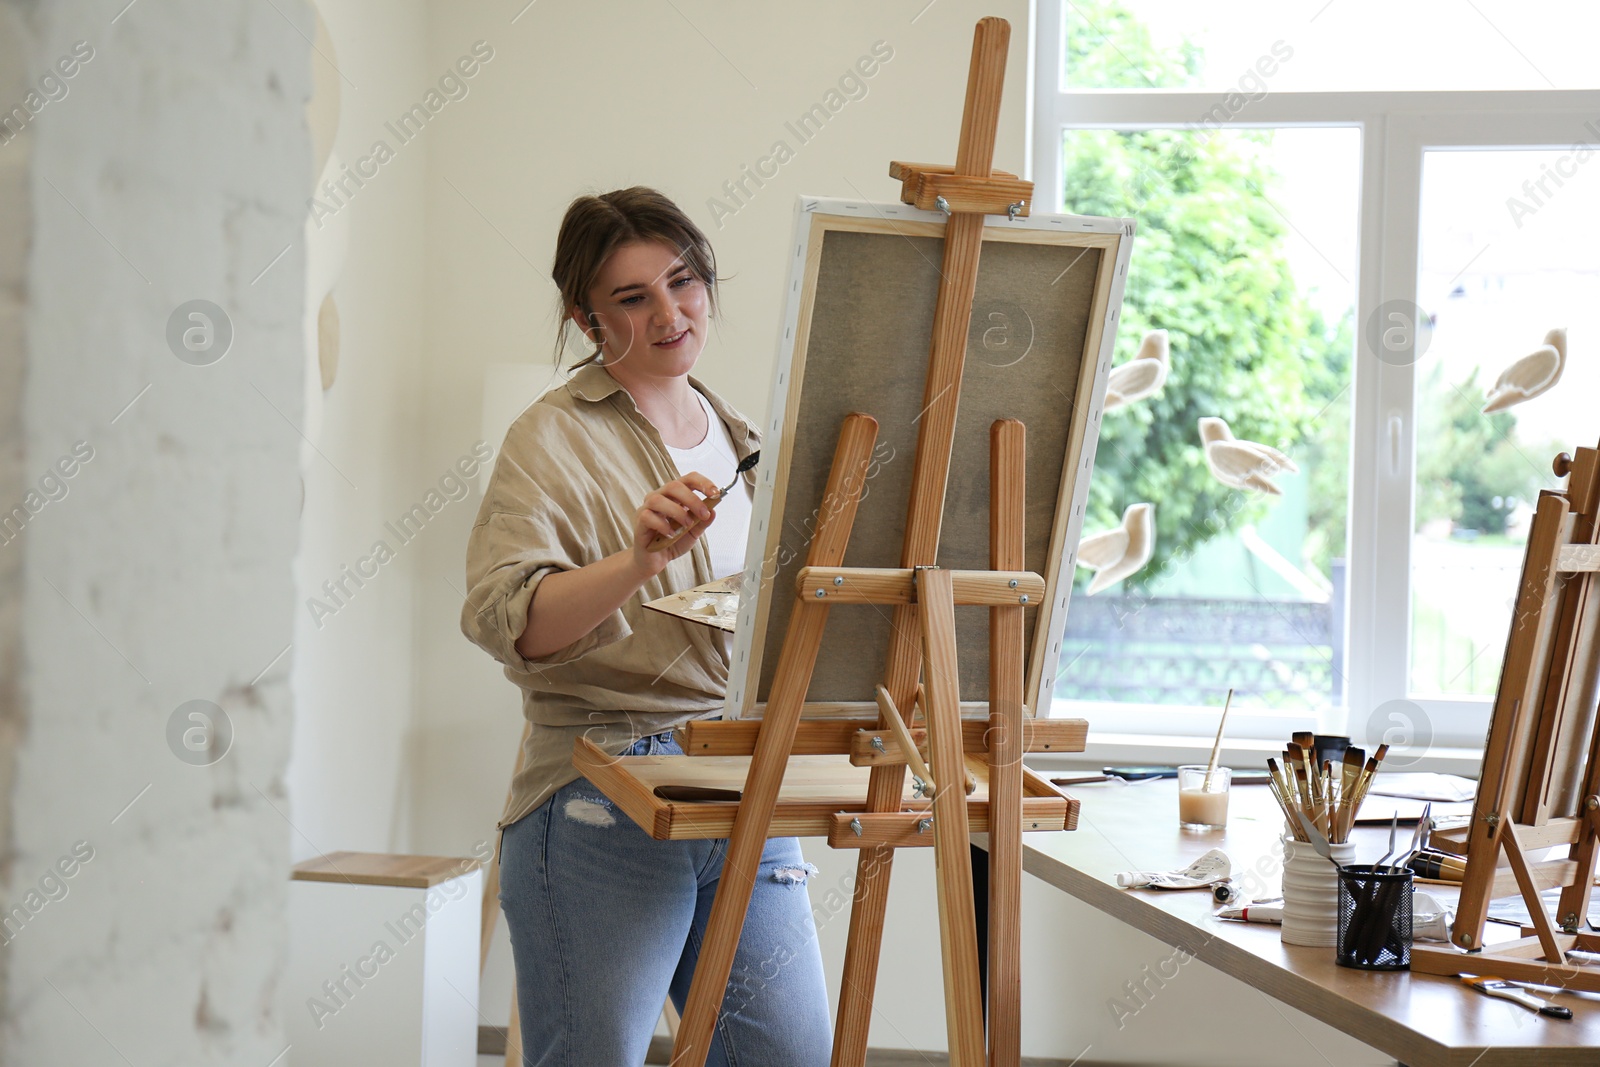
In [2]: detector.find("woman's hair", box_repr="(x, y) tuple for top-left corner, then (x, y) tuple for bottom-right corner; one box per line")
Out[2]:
(551, 187), (719, 371)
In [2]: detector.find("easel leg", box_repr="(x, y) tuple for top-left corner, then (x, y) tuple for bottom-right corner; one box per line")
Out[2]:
(1557, 719), (1600, 927)
(832, 606), (922, 1067)
(986, 419), (1026, 1067)
(831, 827), (901, 1065)
(1503, 822), (1568, 964)
(919, 566), (987, 1066)
(671, 414), (880, 1067)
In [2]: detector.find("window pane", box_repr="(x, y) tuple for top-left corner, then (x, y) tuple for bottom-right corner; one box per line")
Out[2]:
(1409, 148), (1600, 698)
(1055, 126), (1358, 715)
(1062, 0), (1598, 92)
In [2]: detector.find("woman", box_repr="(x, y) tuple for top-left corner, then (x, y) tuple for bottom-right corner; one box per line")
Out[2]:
(460, 187), (832, 1066)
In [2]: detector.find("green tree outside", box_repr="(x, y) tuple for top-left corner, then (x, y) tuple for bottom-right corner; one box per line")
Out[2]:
(1415, 362), (1553, 537)
(1060, 0), (1352, 588)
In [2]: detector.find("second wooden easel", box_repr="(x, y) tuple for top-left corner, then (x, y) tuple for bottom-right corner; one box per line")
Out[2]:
(1412, 439), (1600, 991)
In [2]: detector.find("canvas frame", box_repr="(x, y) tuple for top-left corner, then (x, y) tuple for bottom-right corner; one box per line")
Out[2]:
(723, 196), (1135, 723)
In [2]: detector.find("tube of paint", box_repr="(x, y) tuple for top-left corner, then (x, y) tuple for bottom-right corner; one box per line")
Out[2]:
(1217, 901), (1284, 924)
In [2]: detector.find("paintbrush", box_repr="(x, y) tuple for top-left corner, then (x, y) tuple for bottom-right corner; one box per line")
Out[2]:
(1286, 750), (1308, 817)
(1347, 744), (1388, 825)
(1336, 747), (1364, 842)
(1360, 744), (1390, 805)
(1266, 756), (1291, 807)
(1267, 773), (1305, 840)
(1321, 760), (1334, 838)
(1288, 738), (1318, 807)
(1293, 731), (1316, 779)
(1269, 758), (1292, 827)
(1203, 688), (1235, 791)
(1265, 757), (1308, 840)
(646, 450), (761, 552)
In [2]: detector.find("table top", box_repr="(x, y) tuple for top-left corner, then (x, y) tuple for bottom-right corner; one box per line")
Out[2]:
(1018, 778), (1600, 1067)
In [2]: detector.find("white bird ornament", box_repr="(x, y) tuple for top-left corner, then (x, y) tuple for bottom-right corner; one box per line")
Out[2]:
(1482, 327), (1567, 414)
(1076, 502), (1155, 596)
(1198, 417), (1299, 496)
(1103, 330), (1170, 412)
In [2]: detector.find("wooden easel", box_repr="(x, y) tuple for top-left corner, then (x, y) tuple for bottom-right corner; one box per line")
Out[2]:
(1412, 440), (1600, 991)
(467, 16), (1102, 1065)
(631, 19), (1060, 1067)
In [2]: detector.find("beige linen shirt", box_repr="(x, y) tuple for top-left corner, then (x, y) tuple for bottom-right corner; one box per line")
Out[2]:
(460, 363), (761, 831)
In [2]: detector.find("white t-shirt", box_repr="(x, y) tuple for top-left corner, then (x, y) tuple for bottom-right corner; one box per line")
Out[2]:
(663, 387), (753, 584)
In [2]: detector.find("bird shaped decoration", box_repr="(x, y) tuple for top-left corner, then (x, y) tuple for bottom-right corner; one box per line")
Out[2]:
(1076, 503), (1155, 596)
(1482, 327), (1567, 414)
(1198, 417), (1299, 495)
(1104, 329), (1170, 412)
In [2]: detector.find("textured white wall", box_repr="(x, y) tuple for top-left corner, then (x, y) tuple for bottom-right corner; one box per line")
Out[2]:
(285, 0), (431, 863)
(0, 3), (27, 1049)
(3, 1), (310, 1064)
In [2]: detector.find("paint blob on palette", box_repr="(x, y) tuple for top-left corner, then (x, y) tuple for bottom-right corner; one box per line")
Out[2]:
(644, 574), (742, 633)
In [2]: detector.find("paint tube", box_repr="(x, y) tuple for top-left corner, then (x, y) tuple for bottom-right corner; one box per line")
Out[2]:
(1217, 901), (1285, 924)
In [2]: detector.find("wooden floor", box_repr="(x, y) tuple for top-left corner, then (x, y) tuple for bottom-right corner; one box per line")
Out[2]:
(477, 1040), (1086, 1065)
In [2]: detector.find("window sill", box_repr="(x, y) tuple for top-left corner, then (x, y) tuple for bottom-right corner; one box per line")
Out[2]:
(1025, 731), (1486, 778)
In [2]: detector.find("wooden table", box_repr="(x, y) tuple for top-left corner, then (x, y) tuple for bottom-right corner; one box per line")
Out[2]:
(1018, 778), (1600, 1067)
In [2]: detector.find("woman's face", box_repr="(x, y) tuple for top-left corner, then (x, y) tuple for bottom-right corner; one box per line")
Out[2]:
(575, 239), (709, 379)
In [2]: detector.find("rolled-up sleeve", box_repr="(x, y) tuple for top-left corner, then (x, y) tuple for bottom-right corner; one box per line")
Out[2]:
(460, 421), (631, 675)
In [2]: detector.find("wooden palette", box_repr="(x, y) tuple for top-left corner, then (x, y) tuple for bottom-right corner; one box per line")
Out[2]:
(642, 574), (742, 632)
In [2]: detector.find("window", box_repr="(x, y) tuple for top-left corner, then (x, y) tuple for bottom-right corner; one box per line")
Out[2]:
(1035, 1), (1600, 760)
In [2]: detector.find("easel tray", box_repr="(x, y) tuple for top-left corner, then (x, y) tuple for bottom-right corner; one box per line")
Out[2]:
(573, 736), (1075, 841)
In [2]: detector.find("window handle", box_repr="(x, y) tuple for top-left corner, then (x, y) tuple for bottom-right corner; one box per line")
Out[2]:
(1388, 413), (1404, 476)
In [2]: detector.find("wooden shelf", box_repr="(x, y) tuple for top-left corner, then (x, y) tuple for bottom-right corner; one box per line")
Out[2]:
(291, 850), (482, 888)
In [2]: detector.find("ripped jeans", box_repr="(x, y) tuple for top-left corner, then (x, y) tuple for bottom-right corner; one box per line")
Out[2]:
(497, 728), (833, 1066)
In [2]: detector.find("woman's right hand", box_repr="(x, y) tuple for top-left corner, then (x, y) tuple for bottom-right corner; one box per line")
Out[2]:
(629, 472), (720, 580)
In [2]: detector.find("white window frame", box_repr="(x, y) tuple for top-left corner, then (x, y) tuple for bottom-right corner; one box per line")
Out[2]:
(1031, 0), (1600, 759)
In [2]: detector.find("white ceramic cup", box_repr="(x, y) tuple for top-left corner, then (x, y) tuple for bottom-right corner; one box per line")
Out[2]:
(1281, 834), (1356, 947)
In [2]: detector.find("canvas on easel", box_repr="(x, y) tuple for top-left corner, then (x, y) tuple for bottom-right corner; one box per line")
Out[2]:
(1411, 440), (1600, 991)
(724, 201), (1132, 724)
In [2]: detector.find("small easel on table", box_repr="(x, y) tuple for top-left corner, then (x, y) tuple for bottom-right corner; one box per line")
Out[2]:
(570, 18), (1088, 1067)
(1412, 440), (1600, 990)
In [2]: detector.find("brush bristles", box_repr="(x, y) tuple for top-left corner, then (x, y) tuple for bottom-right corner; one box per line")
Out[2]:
(1267, 736), (1387, 843)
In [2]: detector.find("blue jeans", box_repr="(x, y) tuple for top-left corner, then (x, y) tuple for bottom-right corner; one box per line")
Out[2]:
(498, 729), (833, 1066)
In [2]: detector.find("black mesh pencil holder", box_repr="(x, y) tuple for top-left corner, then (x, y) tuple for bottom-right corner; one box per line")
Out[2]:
(1336, 864), (1412, 970)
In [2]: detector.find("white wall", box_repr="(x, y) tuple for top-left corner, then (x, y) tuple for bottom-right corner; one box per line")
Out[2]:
(0, 2), (28, 1047)
(2, 2), (309, 1062)
(284, 0), (433, 862)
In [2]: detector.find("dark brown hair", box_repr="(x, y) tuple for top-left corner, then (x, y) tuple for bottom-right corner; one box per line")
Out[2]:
(551, 187), (719, 371)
